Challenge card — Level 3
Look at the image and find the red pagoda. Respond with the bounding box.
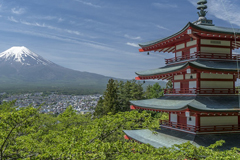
[124,0,240,149]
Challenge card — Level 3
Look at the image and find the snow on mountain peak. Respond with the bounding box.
[0,46,52,66]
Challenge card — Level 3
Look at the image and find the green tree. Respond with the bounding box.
[1,101,240,159]
[166,80,173,89]
[129,80,144,100]
[145,83,164,99]
[118,80,144,112]
[0,104,39,159]
[94,96,104,116]
[95,79,144,116]
[95,79,120,117]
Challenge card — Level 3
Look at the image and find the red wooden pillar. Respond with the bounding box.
[197,72,201,94]
[195,114,200,132]
[197,38,201,53]
[169,113,171,122]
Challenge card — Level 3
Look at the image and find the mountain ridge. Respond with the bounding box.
[0,46,113,94]
[0,46,166,94]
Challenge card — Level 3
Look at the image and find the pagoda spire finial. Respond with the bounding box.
[193,0,213,26]
[197,0,208,18]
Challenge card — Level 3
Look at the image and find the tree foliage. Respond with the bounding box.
[1,101,240,159]
[94,79,120,117]
[144,83,164,99]
[117,80,144,112]
[95,79,144,117]
[166,80,173,89]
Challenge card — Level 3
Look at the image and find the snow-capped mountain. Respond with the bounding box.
[0,46,53,66]
[0,46,112,94]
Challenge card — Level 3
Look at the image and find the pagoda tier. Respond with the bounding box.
[139,22,240,54]
[123,128,240,150]
[130,95,240,134]
[135,60,239,95]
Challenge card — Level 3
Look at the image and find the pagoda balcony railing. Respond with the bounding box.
[164,88,239,95]
[165,52,240,64]
[164,88,196,94]
[160,120,240,133]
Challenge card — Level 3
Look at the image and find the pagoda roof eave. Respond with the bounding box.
[139,22,240,49]
[135,62,188,76]
[138,22,192,48]
[192,23,240,35]
[130,95,240,112]
[124,128,240,149]
[136,60,238,77]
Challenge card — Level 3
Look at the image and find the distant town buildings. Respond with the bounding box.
[1,92,101,114]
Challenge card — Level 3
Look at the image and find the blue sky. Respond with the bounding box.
[0,0,239,79]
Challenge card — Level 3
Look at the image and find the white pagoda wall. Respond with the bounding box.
[190,47,197,54]
[170,113,178,123]
[174,39,197,58]
[201,73,233,79]
[200,39,230,46]
[187,116,196,126]
[200,39,231,54]
[189,81,197,89]
[174,75,183,80]
[174,82,180,89]
[174,74,197,80]
[176,51,182,57]
[187,40,197,47]
[200,47,230,54]
[173,39,231,60]
[185,73,196,79]
[200,116,238,126]
[200,73,234,89]
[201,81,233,88]
[176,43,185,50]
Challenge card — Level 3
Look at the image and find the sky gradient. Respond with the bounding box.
[0,0,239,79]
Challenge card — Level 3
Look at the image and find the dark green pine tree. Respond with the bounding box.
[94,79,120,117]
[144,83,164,99]
[95,79,144,116]
[118,80,144,112]
[103,79,120,114]
[130,80,144,100]
[166,80,173,89]
[94,97,104,117]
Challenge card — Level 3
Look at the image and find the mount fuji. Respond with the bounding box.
[0,46,53,66]
[0,46,112,94]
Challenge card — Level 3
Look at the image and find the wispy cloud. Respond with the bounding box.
[2,28,117,52]
[11,7,25,15]
[156,25,170,31]
[19,20,83,36]
[8,16,18,23]
[30,16,64,22]
[188,0,240,27]
[126,42,139,48]
[152,3,178,9]
[124,34,141,40]
[75,0,101,8]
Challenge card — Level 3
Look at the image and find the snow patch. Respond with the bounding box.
[0,46,53,66]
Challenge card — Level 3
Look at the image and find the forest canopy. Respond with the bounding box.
[1,100,240,159]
